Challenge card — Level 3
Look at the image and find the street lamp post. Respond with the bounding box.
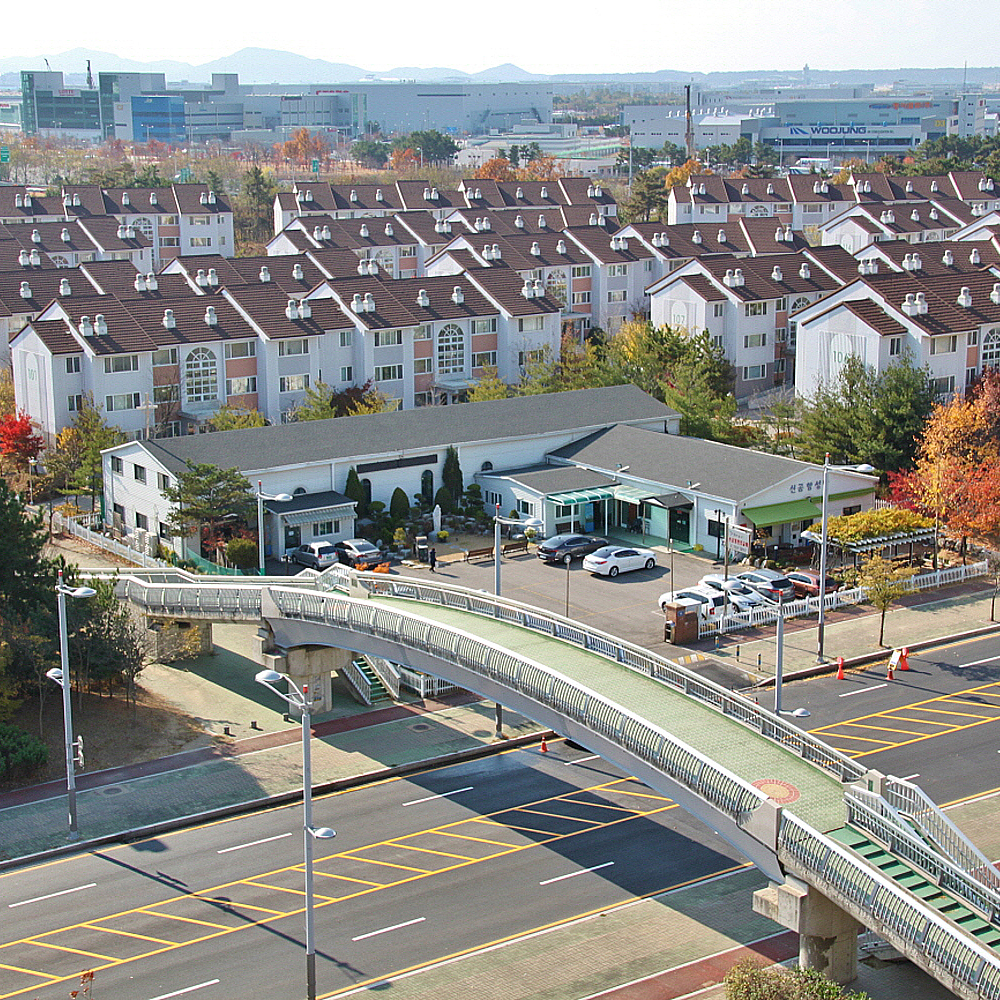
[564,553,572,616]
[256,481,293,575]
[46,570,96,837]
[493,504,527,596]
[817,455,875,662]
[255,669,336,1000]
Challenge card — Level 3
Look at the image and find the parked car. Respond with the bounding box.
[333,538,382,566]
[698,574,768,610]
[291,542,339,569]
[536,534,607,562]
[583,545,656,577]
[785,570,841,598]
[658,586,727,618]
[735,568,796,602]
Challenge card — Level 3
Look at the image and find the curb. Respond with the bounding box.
[0,730,553,873]
[747,621,1000,688]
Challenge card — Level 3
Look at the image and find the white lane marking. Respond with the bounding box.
[540,861,615,885]
[564,754,600,765]
[961,655,1000,668]
[8,883,97,908]
[148,980,220,1000]
[403,786,473,806]
[352,916,426,941]
[838,683,888,698]
[217,832,292,854]
[901,773,920,781]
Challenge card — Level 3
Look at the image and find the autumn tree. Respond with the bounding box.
[280,128,330,166]
[0,368,14,418]
[474,157,518,181]
[208,405,268,432]
[56,396,126,506]
[0,410,44,476]
[663,159,704,191]
[519,154,562,181]
[467,366,510,401]
[849,554,916,646]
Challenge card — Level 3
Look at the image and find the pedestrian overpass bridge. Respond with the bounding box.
[101,565,1000,997]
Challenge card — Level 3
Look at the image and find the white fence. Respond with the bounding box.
[698,560,989,638]
[50,510,172,569]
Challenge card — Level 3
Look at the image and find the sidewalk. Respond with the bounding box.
[689,580,1000,686]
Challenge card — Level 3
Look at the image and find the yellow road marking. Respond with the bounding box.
[514,807,602,825]
[876,714,954,727]
[139,910,229,931]
[0,963,57,981]
[310,871,384,887]
[386,843,475,861]
[905,707,995,720]
[243,880,336,902]
[26,941,116,962]
[340,856,431,874]
[436,831,515,847]
[84,925,171,945]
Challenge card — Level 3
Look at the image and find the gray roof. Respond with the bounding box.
[487,464,615,494]
[550,425,829,503]
[139,385,676,477]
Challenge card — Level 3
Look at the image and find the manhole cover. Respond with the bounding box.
[409,723,432,732]
[99,785,124,796]
[751,778,800,804]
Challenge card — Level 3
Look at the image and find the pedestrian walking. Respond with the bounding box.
[429,547,437,572]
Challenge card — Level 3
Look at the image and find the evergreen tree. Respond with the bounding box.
[389,486,410,524]
[434,485,454,514]
[344,467,367,519]
[441,446,463,503]
[162,462,254,547]
[60,396,126,506]
[0,479,54,614]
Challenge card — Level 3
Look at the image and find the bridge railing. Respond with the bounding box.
[118,578,264,620]
[846,786,1000,926]
[779,811,1000,999]
[351,575,866,785]
[270,586,770,828]
[884,777,1000,892]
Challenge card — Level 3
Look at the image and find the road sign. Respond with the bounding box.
[0,147,9,163]
[311,158,320,173]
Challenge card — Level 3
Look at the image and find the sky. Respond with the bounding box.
[4,0,1000,76]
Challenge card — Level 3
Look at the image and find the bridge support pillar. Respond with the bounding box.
[495,703,504,738]
[753,881,859,984]
[262,645,352,716]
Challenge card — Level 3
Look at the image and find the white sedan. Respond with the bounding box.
[582,545,656,577]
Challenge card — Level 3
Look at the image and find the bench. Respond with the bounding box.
[501,539,529,557]
[464,546,495,562]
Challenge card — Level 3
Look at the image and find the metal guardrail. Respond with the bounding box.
[363,654,402,700]
[779,811,1000,999]
[52,510,173,569]
[847,787,1000,926]
[269,586,770,827]
[353,575,866,784]
[885,777,1000,892]
[342,658,373,705]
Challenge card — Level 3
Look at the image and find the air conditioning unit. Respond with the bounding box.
[134,528,148,553]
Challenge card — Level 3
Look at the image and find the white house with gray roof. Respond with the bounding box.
[101,385,679,560]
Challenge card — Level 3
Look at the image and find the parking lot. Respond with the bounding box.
[420,543,726,654]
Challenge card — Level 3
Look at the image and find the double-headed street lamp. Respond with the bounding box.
[255,669,336,1000]
[256,481,292,575]
[46,570,96,837]
[817,454,875,661]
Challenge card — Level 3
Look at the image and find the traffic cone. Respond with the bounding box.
[899,647,910,671]
[540,736,548,753]
[836,657,845,681]
[887,661,895,681]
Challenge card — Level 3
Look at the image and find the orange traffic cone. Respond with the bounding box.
[540,736,548,753]
[887,661,895,681]
[899,647,910,671]
[836,657,845,681]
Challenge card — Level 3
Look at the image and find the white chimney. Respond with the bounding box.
[259,266,271,283]
[357,259,369,275]
[134,273,147,293]
[540,186,548,199]
[322,225,331,240]
[79,316,93,337]
[19,281,31,299]
[285,299,300,321]
[200,191,208,205]
[61,227,71,242]
[29,249,40,266]
[94,314,107,336]
[208,191,217,205]
[359,223,369,238]
[204,305,218,326]
[451,285,464,305]
[417,289,430,307]
[162,309,176,329]
[798,262,811,279]
[530,241,541,256]
[557,239,567,254]
[911,209,920,222]
[384,222,393,237]
[771,266,783,282]
[208,268,218,287]
[692,230,702,244]
[376,188,384,201]
[18,250,28,266]
[915,292,928,315]
[970,248,982,265]
[59,278,71,296]
[912,253,922,270]
[942,249,954,266]
[195,269,208,287]
[14,193,22,208]
[293,263,304,281]
[31,229,41,243]
[351,293,363,313]
[149,191,158,205]
[717,230,726,243]
[299,299,311,319]
[516,187,524,200]
[146,273,158,291]
[492,243,500,259]
[515,214,524,228]
[313,226,322,241]
[538,215,547,228]
[775,227,784,242]
[991,283,1000,305]
[957,286,973,308]
[521,279,535,299]
[350,189,358,202]
[733,268,744,286]
[363,292,376,313]
[901,293,917,316]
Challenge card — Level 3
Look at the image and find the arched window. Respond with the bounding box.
[49,255,70,268]
[293,486,307,495]
[546,269,567,308]
[983,328,1000,369]
[362,478,372,505]
[480,461,493,472]
[437,323,464,374]
[791,296,811,313]
[132,217,154,241]
[184,347,218,403]
[421,470,433,502]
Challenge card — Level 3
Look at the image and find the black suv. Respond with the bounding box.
[536,534,607,562]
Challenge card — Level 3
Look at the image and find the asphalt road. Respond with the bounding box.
[0,744,750,1000]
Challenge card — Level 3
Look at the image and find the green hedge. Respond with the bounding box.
[0,724,48,783]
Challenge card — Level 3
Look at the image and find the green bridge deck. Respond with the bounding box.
[369,593,848,835]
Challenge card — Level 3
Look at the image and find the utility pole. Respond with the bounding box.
[685,84,695,161]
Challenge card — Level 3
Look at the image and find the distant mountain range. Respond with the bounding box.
[0,46,996,90]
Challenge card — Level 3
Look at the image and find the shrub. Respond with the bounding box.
[0,724,48,783]
[437,530,449,542]
[390,487,410,524]
[226,536,258,571]
[433,485,453,514]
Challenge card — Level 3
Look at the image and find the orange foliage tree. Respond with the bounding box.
[389,147,420,172]
[474,157,518,181]
[889,368,1000,545]
[278,128,330,166]
[663,159,705,190]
